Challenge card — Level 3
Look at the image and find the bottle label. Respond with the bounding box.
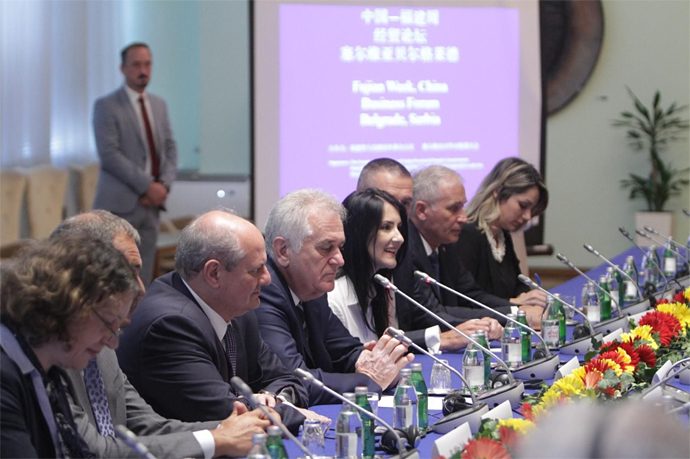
[624,280,637,300]
[507,343,522,364]
[336,433,358,459]
[463,365,485,390]
[664,257,677,275]
[394,404,414,429]
[542,320,560,347]
[586,305,601,323]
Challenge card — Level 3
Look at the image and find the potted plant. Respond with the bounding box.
[613,88,689,241]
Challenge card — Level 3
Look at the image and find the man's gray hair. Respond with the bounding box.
[175,208,245,280]
[411,166,463,209]
[50,210,141,244]
[357,157,411,191]
[264,189,346,259]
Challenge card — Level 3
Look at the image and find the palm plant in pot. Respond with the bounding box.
[613,88,689,239]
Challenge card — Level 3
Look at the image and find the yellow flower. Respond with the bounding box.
[571,366,587,382]
[684,287,690,302]
[541,388,564,408]
[615,348,635,374]
[599,358,623,377]
[621,325,658,349]
[551,374,585,397]
[657,302,690,332]
[498,418,535,435]
[531,403,547,419]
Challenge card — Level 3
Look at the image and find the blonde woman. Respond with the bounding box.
[458,158,549,307]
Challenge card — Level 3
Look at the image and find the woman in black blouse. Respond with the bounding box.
[457,157,549,306]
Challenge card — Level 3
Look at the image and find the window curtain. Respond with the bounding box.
[1,0,124,169]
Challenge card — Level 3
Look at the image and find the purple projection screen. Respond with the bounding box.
[279,4,519,201]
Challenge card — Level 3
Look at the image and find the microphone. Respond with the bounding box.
[641,357,690,400]
[374,274,525,409]
[386,327,489,434]
[619,226,670,292]
[230,376,314,459]
[294,369,420,459]
[114,425,158,459]
[556,253,630,335]
[638,228,690,276]
[583,243,644,302]
[413,271,559,381]
[518,275,603,356]
[684,209,690,218]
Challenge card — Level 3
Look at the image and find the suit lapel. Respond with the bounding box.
[409,224,442,303]
[116,87,147,151]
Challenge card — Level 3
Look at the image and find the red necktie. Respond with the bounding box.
[138,96,160,179]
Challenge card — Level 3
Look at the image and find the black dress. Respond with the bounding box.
[455,222,530,300]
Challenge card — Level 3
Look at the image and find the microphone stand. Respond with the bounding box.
[638,228,690,284]
[374,275,525,409]
[413,271,560,381]
[640,357,690,400]
[643,226,690,271]
[620,226,671,293]
[518,275,603,356]
[114,425,158,459]
[556,253,630,335]
[230,377,314,459]
[294,369,419,459]
[386,327,489,433]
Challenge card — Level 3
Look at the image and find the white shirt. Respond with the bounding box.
[123,84,156,176]
[328,276,441,352]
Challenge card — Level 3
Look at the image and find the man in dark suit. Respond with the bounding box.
[93,42,177,285]
[51,211,273,458]
[357,159,504,349]
[117,210,319,434]
[405,165,543,326]
[256,189,414,405]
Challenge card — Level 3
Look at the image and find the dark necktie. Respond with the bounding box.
[83,358,115,437]
[224,324,237,377]
[429,251,441,296]
[138,96,160,179]
[295,301,313,365]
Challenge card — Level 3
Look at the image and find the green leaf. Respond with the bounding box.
[598,369,620,390]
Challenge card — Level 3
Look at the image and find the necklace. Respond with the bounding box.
[486,228,506,263]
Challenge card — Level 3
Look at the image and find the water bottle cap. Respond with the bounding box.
[399,368,412,377]
[267,425,281,436]
[410,362,423,371]
[517,310,526,317]
[252,433,267,443]
[343,392,356,402]
[354,386,368,395]
[507,313,517,319]
[599,275,607,281]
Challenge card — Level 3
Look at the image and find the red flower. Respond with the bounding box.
[635,344,657,368]
[673,291,686,303]
[601,341,640,369]
[656,298,669,305]
[639,311,681,346]
[462,438,510,459]
[498,426,519,453]
[584,370,603,389]
[601,386,616,397]
[519,402,535,422]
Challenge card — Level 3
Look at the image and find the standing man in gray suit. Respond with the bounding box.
[93,42,177,285]
[51,211,273,458]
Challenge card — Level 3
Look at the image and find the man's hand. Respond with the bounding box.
[439,318,504,351]
[511,290,547,308]
[141,181,168,207]
[355,334,414,390]
[295,407,331,428]
[518,305,543,330]
[253,393,277,408]
[211,401,272,457]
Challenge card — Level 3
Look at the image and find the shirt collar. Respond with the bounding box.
[123,84,148,104]
[420,233,435,257]
[181,278,229,343]
[0,324,39,376]
[288,288,301,308]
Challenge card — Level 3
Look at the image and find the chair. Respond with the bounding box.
[0,170,27,246]
[25,165,68,239]
[73,163,100,212]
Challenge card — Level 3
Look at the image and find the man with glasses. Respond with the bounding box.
[52,211,274,459]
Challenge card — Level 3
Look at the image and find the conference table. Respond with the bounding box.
[282,246,690,458]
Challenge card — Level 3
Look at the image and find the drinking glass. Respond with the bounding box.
[429,359,452,394]
[301,418,326,456]
[561,295,577,325]
[367,392,379,416]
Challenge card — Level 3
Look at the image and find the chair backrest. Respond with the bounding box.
[26,165,68,239]
[77,163,100,211]
[0,170,27,245]
[510,229,530,276]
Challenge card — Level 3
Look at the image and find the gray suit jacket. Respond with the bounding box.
[65,348,218,458]
[92,86,177,214]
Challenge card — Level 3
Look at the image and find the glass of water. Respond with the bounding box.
[429,359,452,394]
[301,418,327,456]
[561,295,577,325]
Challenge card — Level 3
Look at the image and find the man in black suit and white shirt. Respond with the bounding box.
[117,210,322,435]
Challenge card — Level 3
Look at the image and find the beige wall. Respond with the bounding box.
[530,0,690,270]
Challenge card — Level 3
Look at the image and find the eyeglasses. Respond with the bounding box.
[92,308,123,342]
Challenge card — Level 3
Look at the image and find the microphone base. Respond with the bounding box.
[622,298,651,315]
[510,354,560,380]
[432,402,489,434]
[559,333,604,355]
[477,381,525,409]
[593,315,630,335]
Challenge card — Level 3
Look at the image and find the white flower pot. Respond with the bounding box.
[635,211,674,245]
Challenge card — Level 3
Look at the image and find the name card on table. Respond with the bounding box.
[629,310,649,326]
[603,328,624,342]
[555,356,581,381]
[480,400,512,420]
[653,360,674,384]
[431,422,472,459]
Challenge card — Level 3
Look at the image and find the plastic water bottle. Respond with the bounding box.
[462,341,487,394]
[335,393,362,459]
[393,368,418,431]
[354,386,375,459]
[501,314,522,368]
[622,256,639,302]
[409,363,428,435]
[582,281,601,323]
[542,296,562,348]
[247,433,270,459]
[266,426,289,459]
